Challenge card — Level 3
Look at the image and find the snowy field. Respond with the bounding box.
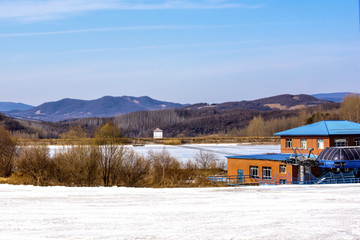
[49,144,280,164]
[0,184,359,240]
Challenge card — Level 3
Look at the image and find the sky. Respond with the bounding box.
[0,0,359,106]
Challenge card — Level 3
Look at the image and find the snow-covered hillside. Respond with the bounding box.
[0,184,359,239]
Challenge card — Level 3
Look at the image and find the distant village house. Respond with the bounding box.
[153,128,163,139]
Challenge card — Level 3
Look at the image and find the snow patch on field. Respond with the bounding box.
[48,144,280,165]
[0,184,359,239]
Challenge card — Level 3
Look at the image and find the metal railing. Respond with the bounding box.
[207,172,360,186]
[207,175,260,185]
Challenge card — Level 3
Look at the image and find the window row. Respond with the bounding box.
[286,139,324,149]
[334,138,360,147]
[285,138,360,149]
[249,165,286,180]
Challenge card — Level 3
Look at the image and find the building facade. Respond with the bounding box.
[227,154,294,184]
[153,128,163,139]
[275,121,360,155]
[227,120,360,183]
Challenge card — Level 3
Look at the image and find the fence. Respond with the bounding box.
[207,172,360,186]
[207,175,261,186]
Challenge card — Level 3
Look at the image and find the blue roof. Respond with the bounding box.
[226,153,292,161]
[274,120,360,136]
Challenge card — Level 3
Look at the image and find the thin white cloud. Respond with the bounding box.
[0,25,189,37]
[60,40,269,54]
[0,22,312,38]
[0,0,118,22]
[0,0,265,23]
[0,40,272,64]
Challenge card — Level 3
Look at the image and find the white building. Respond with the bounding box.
[153,128,163,139]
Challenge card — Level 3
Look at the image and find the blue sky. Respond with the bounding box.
[0,0,359,106]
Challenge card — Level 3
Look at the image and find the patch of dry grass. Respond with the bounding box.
[0,173,35,185]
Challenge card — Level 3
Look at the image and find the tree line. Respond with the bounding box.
[241,94,360,137]
[0,123,225,187]
[71,95,358,138]
[1,94,359,139]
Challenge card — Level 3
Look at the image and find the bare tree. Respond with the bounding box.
[94,122,126,186]
[120,150,150,187]
[94,121,123,145]
[194,150,218,170]
[60,124,87,144]
[0,127,17,177]
[147,149,181,185]
[53,145,99,186]
[16,146,52,185]
[340,94,360,123]
[246,116,266,137]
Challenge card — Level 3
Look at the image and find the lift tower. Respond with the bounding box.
[282,148,323,182]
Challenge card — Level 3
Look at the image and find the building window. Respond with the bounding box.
[250,166,259,178]
[279,179,286,184]
[317,139,324,149]
[279,165,287,174]
[355,138,360,146]
[286,139,292,148]
[300,139,307,149]
[335,139,348,147]
[262,167,272,180]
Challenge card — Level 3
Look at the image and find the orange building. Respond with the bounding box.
[274,120,360,155]
[226,120,360,184]
[227,154,294,184]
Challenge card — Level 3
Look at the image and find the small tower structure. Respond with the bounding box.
[153,128,163,139]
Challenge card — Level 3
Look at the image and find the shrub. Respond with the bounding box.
[120,150,150,187]
[340,94,360,123]
[53,145,99,186]
[96,144,126,186]
[194,150,218,170]
[147,149,182,186]
[16,146,53,185]
[0,127,17,177]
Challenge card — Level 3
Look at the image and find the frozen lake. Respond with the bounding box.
[48,144,280,163]
[0,184,359,239]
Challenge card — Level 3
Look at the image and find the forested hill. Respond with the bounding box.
[0,113,69,139]
[0,102,33,112]
[7,96,187,122]
[1,94,342,139]
[312,92,359,103]
[68,94,339,138]
[185,94,329,111]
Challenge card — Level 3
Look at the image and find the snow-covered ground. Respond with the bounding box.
[49,144,280,163]
[0,184,359,240]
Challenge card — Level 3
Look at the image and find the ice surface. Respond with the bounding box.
[49,144,280,164]
[0,184,359,240]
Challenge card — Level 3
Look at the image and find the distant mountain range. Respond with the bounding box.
[0,102,33,112]
[7,96,188,122]
[1,93,342,138]
[70,94,339,138]
[2,92,356,123]
[312,92,358,103]
[185,94,328,111]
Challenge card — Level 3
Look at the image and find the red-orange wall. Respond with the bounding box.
[227,158,324,182]
[226,134,360,182]
[329,136,360,147]
[280,137,330,155]
[280,135,360,155]
[227,158,292,182]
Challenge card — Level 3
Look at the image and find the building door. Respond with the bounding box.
[237,169,244,183]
